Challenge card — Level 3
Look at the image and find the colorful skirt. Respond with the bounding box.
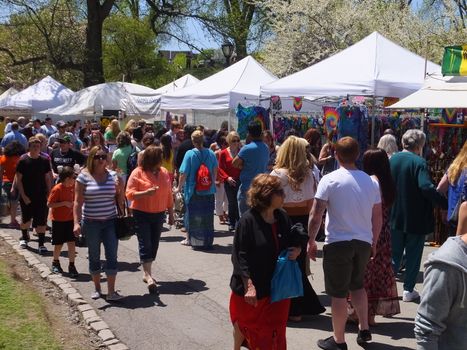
[187,193,214,249]
[230,292,290,350]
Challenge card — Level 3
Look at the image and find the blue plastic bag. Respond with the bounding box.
[270,249,303,303]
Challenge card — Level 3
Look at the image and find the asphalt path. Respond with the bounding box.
[1,219,433,350]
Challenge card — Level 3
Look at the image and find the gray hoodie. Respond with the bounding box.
[414,236,467,350]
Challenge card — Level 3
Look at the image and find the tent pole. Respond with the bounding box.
[371,96,376,146]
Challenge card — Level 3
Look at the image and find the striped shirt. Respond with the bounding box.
[77,171,117,220]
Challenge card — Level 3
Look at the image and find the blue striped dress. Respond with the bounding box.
[77,171,117,220]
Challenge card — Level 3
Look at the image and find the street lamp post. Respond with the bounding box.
[221,40,234,67]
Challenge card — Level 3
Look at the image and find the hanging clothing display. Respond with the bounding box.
[272,114,325,143]
[336,104,369,160]
[236,104,270,139]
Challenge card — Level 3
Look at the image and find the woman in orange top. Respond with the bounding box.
[126,146,174,294]
[0,141,25,227]
[47,166,79,278]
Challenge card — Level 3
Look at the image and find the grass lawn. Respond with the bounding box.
[0,260,62,350]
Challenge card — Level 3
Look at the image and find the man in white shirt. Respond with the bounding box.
[308,137,382,350]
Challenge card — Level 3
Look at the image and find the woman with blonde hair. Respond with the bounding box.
[124,119,137,134]
[105,119,121,153]
[377,134,398,158]
[438,141,467,230]
[270,136,325,321]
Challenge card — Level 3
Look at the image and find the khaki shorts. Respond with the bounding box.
[323,240,371,298]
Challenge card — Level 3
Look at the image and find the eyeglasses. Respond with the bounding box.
[231,139,240,143]
[93,154,107,161]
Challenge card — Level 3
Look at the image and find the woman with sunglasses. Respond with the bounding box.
[230,174,303,350]
[73,146,125,302]
[218,131,241,231]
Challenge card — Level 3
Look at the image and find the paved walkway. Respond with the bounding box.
[1,220,432,350]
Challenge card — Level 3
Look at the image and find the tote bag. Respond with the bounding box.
[270,249,303,303]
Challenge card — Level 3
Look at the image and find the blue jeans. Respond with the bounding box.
[391,230,425,292]
[133,210,165,263]
[83,218,118,276]
[237,189,250,216]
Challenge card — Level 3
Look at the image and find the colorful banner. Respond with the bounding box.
[236,104,270,139]
[442,45,467,76]
[323,107,339,131]
[293,97,303,111]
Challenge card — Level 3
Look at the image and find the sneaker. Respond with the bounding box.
[91,290,102,300]
[317,336,348,350]
[68,264,79,278]
[107,291,125,302]
[19,240,28,248]
[38,245,47,255]
[402,289,420,302]
[52,264,63,274]
[357,329,372,345]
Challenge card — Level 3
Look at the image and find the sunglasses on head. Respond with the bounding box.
[93,154,107,160]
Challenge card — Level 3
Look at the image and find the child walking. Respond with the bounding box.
[47,166,79,277]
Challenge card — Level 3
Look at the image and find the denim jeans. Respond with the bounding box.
[224,181,240,226]
[237,189,250,216]
[83,218,118,276]
[133,210,165,263]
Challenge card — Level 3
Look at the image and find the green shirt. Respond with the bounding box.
[112,145,132,175]
[389,151,447,235]
[104,130,117,142]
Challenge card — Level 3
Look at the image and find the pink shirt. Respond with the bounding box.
[126,166,173,213]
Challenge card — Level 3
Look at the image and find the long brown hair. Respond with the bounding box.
[363,148,396,207]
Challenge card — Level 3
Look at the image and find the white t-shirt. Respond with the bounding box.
[270,168,317,203]
[315,167,381,245]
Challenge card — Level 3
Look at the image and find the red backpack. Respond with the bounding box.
[195,151,212,191]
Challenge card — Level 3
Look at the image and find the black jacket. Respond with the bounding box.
[230,208,306,299]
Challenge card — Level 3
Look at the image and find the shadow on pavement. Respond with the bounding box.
[286,314,332,331]
[214,230,234,238]
[157,278,208,295]
[118,261,141,273]
[365,343,412,350]
[200,244,233,255]
[98,293,167,310]
[160,235,186,243]
[372,320,415,340]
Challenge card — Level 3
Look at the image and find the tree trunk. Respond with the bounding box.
[84,0,115,87]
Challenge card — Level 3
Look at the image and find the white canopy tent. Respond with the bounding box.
[154,74,200,94]
[0,76,73,116]
[0,87,18,102]
[41,82,161,120]
[161,56,277,129]
[387,74,467,109]
[261,32,441,99]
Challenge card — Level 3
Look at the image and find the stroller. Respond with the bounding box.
[173,190,185,229]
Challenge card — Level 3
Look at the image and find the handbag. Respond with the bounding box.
[115,200,135,240]
[270,249,303,303]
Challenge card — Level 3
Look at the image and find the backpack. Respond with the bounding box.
[126,147,139,176]
[195,150,212,192]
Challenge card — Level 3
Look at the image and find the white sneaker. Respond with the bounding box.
[19,240,28,248]
[403,289,420,302]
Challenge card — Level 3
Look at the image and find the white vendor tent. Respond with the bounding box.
[154,74,200,94]
[0,87,18,102]
[0,76,74,116]
[161,56,277,111]
[41,82,161,119]
[261,32,441,99]
[388,74,467,109]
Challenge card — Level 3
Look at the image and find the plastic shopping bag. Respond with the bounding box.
[270,249,303,303]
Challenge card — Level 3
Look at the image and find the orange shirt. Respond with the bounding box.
[0,155,20,182]
[48,183,74,221]
[126,166,173,213]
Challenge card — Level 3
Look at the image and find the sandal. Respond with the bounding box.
[147,281,159,295]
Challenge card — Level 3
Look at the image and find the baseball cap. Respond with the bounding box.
[58,135,71,143]
[56,120,66,128]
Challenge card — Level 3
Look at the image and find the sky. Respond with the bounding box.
[160,18,219,52]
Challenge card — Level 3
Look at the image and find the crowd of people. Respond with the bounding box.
[0,114,465,349]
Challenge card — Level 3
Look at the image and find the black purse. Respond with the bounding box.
[115,201,135,240]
